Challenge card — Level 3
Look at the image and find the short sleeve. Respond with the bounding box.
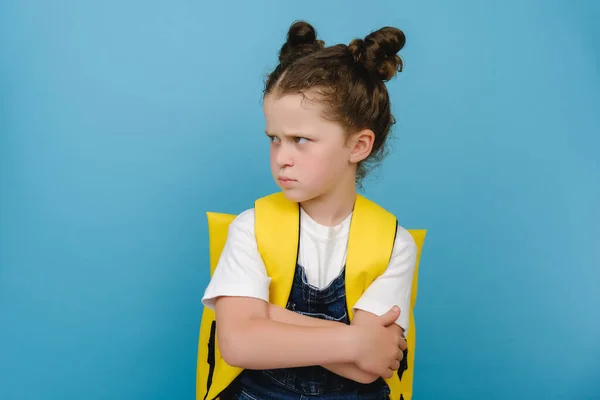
[352,226,417,333]
[201,208,271,310]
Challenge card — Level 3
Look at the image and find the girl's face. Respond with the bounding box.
[263,91,359,204]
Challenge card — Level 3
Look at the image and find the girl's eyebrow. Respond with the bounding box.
[265,131,308,137]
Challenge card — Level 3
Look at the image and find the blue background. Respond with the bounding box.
[1,1,599,399]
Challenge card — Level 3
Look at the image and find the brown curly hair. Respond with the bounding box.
[264,20,406,183]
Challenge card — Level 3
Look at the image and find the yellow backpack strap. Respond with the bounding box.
[196,212,236,400]
[345,194,397,321]
[254,192,300,308]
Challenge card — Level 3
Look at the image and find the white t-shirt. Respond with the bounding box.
[202,207,417,332]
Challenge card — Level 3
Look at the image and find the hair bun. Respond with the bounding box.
[348,27,406,81]
[279,21,325,64]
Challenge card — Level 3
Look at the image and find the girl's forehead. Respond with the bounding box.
[264,93,330,132]
[264,92,324,115]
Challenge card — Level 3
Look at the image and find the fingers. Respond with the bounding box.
[398,336,407,351]
[397,348,405,363]
[382,368,394,379]
[379,306,400,326]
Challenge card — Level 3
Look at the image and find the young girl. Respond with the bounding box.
[201,20,417,400]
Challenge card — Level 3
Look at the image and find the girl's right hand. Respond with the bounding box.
[352,306,405,378]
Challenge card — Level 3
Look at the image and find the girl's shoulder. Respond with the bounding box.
[394,224,417,246]
[230,207,255,227]
[390,224,418,261]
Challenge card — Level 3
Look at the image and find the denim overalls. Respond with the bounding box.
[222,262,391,400]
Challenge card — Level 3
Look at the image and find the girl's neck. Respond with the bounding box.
[300,181,357,227]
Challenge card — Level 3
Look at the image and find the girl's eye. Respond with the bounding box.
[295,137,309,144]
[269,136,280,143]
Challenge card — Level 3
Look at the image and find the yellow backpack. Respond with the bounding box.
[196,192,426,400]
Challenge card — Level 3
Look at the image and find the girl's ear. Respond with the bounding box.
[348,129,375,164]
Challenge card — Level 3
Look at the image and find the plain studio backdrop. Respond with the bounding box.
[1,1,598,399]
